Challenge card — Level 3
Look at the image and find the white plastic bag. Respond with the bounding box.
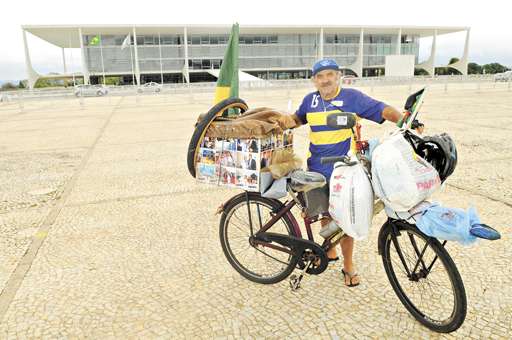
[328,162,374,241]
[372,133,441,211]
[384,200,432,224]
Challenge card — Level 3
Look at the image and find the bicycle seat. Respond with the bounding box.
[289,170,326,192]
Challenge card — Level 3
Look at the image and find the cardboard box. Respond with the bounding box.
[195,130,294,191]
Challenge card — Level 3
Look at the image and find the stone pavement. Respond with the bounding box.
[0,85,510,339]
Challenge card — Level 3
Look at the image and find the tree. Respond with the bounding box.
[414,68,429,76]
[1,82,17,91]
[468,62,483,74]
[482,63,510,74]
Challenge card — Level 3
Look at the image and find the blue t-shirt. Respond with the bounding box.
[296,87,386,180]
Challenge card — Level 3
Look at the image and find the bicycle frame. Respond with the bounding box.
[245,189,340,255]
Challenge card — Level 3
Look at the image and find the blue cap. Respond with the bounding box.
[312,59,339,76]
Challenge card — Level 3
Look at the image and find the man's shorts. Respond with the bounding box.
[302,183,329,218]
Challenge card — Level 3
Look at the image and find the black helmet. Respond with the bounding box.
[416,133,457,182]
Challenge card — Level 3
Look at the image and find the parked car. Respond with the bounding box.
[74,84,109,97]
[137,82,162,93]
[494,71,512,82]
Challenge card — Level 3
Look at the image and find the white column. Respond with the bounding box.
[319,27,324,60]
[99,34,106,84]
[358,28,364,77]
[346,28,364,77]
[79,28,90,84]
[449,28,470,75]
[132,27,141,86]
[416,29,437,76]
[158,31,163,84]
[68,32,76,85]
[183,27,190,83]
[396,28,402,55]
[62,48,67,74]
[22,29,39,89]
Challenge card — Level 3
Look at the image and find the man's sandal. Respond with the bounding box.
[341,269,360,287]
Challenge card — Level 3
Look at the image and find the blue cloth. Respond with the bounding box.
[312,59,339,76]
[295,88,386,179]
[416,203,479,245]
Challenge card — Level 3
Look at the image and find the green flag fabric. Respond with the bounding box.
[214,23,239,105]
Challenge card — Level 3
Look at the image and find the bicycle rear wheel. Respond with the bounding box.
[380,220,466,333]
[219,192,297,284]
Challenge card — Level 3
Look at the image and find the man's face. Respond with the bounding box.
[312,69,341,98]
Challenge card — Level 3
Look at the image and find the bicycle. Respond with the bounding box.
[188,90,468,333]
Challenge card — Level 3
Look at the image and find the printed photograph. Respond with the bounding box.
[260,150,272,169]
[261,136,272,151]
[283,130,293,146]
[218,150,236,168]
[196,163,218,184]
[198,148,216,164]
[220,167,237,186]
[244,153,258,171]
[200,136,215,149]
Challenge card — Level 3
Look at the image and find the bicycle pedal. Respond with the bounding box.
[289,274,302,291]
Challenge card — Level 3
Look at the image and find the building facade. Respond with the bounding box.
[21,25,470,88]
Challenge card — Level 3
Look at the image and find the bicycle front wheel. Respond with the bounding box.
[380,220,467,333]
[219,192,297,284]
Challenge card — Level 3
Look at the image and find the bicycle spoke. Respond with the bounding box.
[385,225,462,326]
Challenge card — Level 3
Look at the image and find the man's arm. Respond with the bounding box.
[382,105,425,134]
[291,114,303,127]
[381,105,402,123]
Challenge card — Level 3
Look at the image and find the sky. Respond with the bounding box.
[1,0,511,81]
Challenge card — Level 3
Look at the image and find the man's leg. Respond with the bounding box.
[321,218,338,259]
[340,236,360,285]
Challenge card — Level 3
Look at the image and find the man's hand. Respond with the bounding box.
[291,114,302,128]
[411,120,425,134]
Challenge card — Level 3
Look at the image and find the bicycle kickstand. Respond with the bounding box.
[289,259,312,291]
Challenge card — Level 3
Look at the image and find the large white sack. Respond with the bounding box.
[328,162,374,241]
[372,133,441,211]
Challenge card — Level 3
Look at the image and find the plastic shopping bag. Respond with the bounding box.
[372,133,441,211]
[416,203,478,245]
[328,162,374,241]
[384,200,432,224]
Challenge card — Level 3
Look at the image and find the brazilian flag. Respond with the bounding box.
[214,23,239,107]
[89,35,101,46]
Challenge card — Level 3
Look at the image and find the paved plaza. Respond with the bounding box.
[0,84,510,338]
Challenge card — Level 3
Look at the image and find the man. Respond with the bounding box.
[247,154,257,171]
[291,59,405,287]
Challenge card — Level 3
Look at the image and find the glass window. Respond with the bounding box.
[201,36,210,44]
[144,36,155,45]
[192,36,200,45]
[136,36,144,45]
[269,35,278,43]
